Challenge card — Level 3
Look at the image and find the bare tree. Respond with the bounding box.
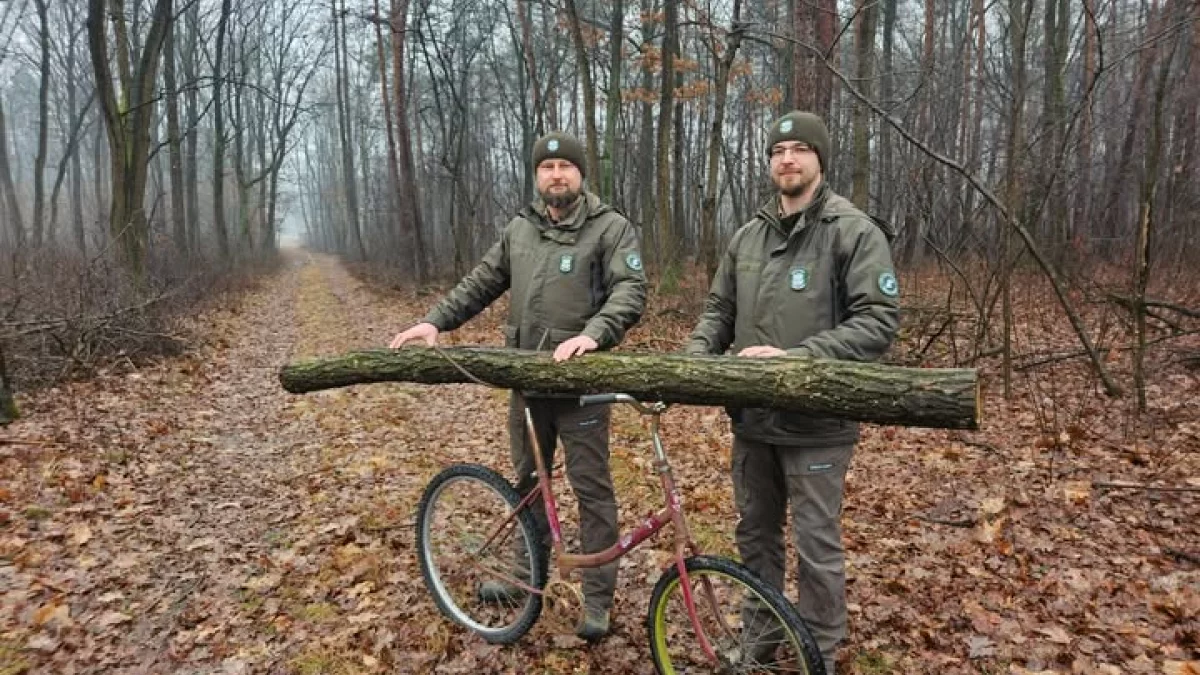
[391,0,428,280]
[563,0,598,179]
[31,0,49,246]
[699,0,744,279]
[655,0,678,273]
[212,0,232,260]
[86,0,173,277]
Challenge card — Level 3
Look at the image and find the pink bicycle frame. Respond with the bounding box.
[516,400,726,661]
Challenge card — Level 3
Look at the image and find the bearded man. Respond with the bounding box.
[391,131,646,641]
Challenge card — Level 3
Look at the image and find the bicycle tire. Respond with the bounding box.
[415,463,546,644]
[647,555,825,675]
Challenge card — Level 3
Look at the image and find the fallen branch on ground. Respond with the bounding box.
[1092,481,1200,493]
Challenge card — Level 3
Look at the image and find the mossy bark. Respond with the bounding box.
[280,347,980,430]
[0,345,17,425]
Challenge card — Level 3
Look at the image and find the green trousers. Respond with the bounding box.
[732,436,855,674]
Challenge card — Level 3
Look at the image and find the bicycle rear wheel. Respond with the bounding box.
[647,555,825,674]
[415,463,545,644]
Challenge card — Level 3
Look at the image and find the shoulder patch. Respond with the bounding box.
[625,252,643,271]
[878,271,899,297]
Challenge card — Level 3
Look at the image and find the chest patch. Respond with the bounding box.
[559,253,574,273]
[789,267,809,291]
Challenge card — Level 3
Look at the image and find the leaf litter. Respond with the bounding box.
[1,252,1196,674]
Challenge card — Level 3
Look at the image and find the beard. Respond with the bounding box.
[774,172,815,197]
[539,185,581,210]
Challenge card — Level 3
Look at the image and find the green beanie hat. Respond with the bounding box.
[531,131,586,178]
[766,111,830,172]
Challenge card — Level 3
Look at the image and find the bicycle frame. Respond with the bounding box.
[487,396,729,662]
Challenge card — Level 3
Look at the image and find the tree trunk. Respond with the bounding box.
[32,0,50,247]
[656,0,678,272]
[183,0,200,253]
[88,0,173,278]
[878,0,897,220]
[851,0,877,208]
[280,347,981,430]
[700,0,743,280]
[564,0,599,180]
[1134,3,1179,411]
[1076,0,1097,246]
[1000,0,1032,399]
[0,98,26,247]
[0,344,16,426]
[163,14,186,254]
[601,0,623,203]
[391,0,427,281]
[333,0,365,261]
[374,0,403,262]
[67,27,87,255]
[212,0,232,260]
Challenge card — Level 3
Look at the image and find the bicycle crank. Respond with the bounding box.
[541,575,585,633]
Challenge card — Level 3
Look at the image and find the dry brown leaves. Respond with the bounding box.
[1,252,1195,674]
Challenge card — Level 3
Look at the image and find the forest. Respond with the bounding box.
[0,0,1196,672]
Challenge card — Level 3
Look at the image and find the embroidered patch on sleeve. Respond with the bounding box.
[878,271,899,297]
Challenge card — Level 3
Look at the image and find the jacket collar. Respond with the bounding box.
[524,190,610,231]
[754,181,832,237]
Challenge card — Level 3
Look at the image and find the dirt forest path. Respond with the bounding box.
[3,251,1197,674]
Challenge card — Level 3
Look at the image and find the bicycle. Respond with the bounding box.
[415,392,825,674]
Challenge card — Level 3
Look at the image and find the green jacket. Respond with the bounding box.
[687,183,900,446]
[424,191,647,353]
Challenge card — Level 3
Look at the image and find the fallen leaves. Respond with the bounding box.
[1,254,1196,675]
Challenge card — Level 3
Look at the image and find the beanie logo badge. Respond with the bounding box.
[780,119,793,133]
[548,139,560,152]
[789,267,808,291]
[878,271,899,297]
[559,253,574,273]
[625,252,642,271]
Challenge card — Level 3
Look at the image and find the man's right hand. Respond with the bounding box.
[390,322,439,348]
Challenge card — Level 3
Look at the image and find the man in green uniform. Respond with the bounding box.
[391,131,647,641]
[687,111,900,672]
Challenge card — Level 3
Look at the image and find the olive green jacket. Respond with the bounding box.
[687,183,900,446]
[424,191,647,353]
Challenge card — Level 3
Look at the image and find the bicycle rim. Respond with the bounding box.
[647,556,823,675]
[416,464,543,643]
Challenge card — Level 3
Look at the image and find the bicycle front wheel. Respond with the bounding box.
[415,463,545,644]
[647,555,825,675]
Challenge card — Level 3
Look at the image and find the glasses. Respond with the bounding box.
[770,143,814,159]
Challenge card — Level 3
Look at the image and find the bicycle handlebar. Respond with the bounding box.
[579,393,623,407]
[579,393,665,415]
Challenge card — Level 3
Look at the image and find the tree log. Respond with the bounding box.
[279,347,980,430]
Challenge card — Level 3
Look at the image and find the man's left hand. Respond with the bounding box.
[553,335,599,362]
[737,345,787,358]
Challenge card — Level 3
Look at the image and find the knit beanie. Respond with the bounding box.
[531,131,587,178]
[766,111,830,171]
